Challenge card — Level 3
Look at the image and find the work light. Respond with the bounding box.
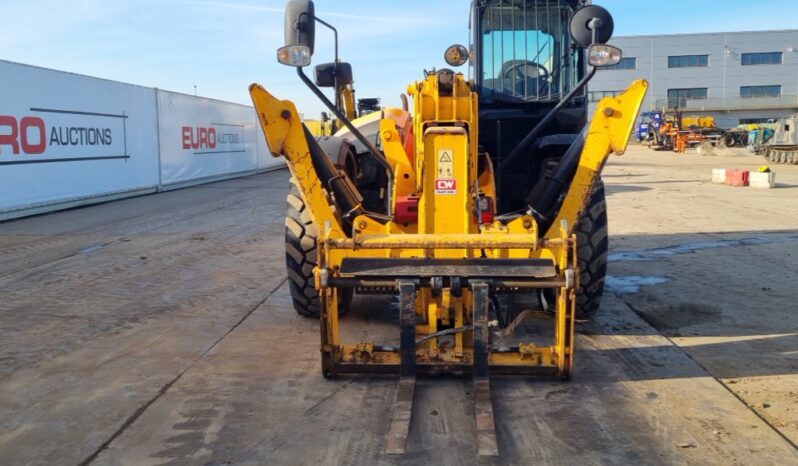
[277,45,311,67]
[588,44,622,67]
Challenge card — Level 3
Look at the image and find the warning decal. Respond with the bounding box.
[437,149,453,178]
[435,178,457,195]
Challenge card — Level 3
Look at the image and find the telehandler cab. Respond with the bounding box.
[249,0,647,456]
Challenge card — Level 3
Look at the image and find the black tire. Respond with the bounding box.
[285,179,321,317]
[574,180,609,319]
[285,178,352,318]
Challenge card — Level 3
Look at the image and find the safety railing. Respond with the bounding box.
[655,95,798,112]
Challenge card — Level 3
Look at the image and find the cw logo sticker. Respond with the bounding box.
[434,178,456,195]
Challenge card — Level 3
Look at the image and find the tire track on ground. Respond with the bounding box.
[79,278,287,466]
[623,300,798,451]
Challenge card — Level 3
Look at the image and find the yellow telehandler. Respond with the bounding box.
[250,0,646,456]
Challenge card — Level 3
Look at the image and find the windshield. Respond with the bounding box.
[478,0,580,102]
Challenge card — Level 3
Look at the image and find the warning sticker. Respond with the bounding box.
[437,149,453,178]
[435,178,457,195]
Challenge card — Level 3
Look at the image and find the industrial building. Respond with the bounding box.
[591,29,798,128]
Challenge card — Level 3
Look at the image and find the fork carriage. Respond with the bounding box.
[319,231,578,379]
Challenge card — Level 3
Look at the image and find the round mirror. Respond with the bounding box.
[569,5,614,48]
[444,44,469,67]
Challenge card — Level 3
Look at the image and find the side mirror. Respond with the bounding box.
[569,5,614,47]
[315,62,354,88]
[284,0,315,54]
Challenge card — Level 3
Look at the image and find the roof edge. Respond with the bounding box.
[615,28,798,39]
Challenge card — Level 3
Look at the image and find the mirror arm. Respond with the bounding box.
[296,66,395,218]
[499,65,597,172]
[589,19,603,45]
[312,15,342,120]
[312,16,338,63]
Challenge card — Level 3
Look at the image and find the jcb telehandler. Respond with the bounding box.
[250,0,647,456]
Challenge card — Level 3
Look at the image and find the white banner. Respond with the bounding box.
[0,60,160,213]
[157,91,278,185]
[0,60,282,219]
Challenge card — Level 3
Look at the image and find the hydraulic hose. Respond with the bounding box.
[297,67,394,218]
[302,125,365,230]
[525,126,588,234]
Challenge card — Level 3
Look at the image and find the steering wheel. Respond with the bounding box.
[502,60,550,96]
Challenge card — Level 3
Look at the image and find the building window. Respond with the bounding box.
[588,90,622,102]
[667,88,708,107]
[668,54,709,68]
[740,85,782,98]
[741,52,783,65]
[601,57,636,70]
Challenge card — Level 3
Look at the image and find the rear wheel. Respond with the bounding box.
[285,178,352,318]
[574,180,609,319]
[720,133,736,148]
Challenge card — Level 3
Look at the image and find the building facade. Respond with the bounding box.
[590,29,798,128]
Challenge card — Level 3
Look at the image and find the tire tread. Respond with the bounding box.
[574,180,609,319]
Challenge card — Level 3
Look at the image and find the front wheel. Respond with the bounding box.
[285,178,352,318]
[574,180,609,319]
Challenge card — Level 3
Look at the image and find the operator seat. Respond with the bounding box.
[483,62,549,99]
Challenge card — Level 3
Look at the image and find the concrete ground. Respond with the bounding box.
[0,146,796,465]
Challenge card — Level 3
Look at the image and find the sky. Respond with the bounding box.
[1,0,796,115]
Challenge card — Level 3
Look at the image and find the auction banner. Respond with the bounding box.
[0,60,160,214]
[157,91,277,185]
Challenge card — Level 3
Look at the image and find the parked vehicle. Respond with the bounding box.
[758,114,798,164]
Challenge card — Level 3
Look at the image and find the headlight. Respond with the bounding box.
[588,44,622,67]
[277,45,311,67]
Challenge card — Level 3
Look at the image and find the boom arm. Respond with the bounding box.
[249,83,352,239]
[543,79,648,240]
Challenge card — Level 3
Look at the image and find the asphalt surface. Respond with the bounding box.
[1,147,797,465]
